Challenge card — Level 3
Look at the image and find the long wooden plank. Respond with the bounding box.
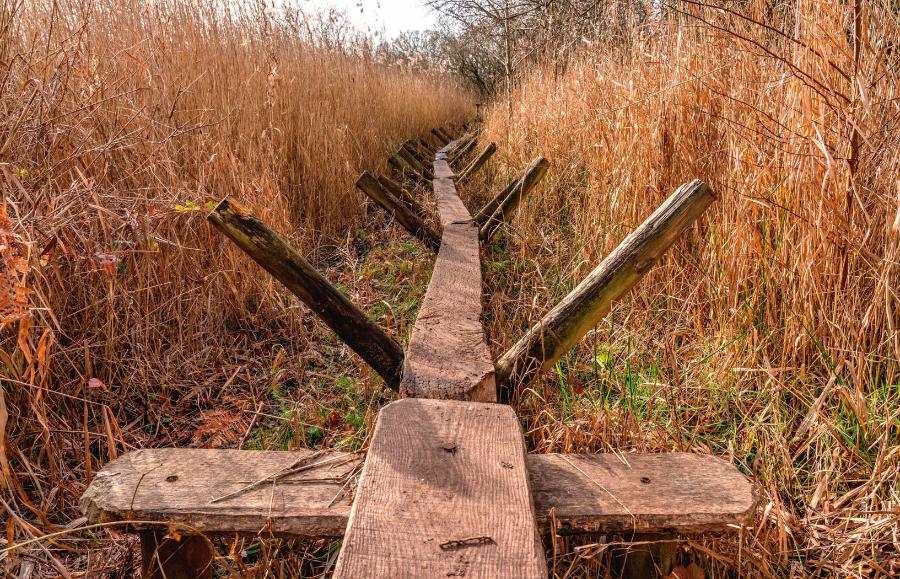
[400,143,496,402]
[528,453,756,535]
[332,398,546,578]
[495,180,716,390]
[79,448,357,537]
[81,449,755,539]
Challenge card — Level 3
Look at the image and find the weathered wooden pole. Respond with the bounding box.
[209,199,405,389]
[495,180,716,392]
[480,157,549,242]
[376,175,426,217]
[457,142,497,183]
[402,141,428,166]
[449,135,477,165]
[473,157,547,227]
[431,128,450,144]
[397,147,434,181]
[356,172,441,252]
[390,153,431,183]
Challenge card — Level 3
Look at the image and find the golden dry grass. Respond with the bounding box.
[468,1,898,576]
[1,0,469,573]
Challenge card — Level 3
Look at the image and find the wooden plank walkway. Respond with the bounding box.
[399,144,496,402]
[334,140,546,577]
[333,399,546,578]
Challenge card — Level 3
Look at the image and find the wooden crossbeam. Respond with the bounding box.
[399,141,495,401]
[333,399,547,579]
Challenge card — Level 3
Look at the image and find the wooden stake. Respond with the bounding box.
[480,157,548,242]
[495,180,716,391]
[431,128,449,144]
[449,135,477,165]
[356,172,441,252]
[376,175,426,217]
[457,142,497,183]
[402,141,428,165]
[208,199,404,389]
[397,147,434,181]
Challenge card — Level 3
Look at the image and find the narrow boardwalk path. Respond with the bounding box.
[333,140,546,578]
[400,144,496,402]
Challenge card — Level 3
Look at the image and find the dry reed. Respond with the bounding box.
[472,1,898,576]
[1,0,469,574]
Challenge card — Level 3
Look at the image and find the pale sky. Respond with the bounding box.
[301,0,438,38]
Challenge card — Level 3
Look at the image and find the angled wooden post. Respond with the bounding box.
[495,180,716,392]
[208,199,405,389]
[457,142,497,183]
[473,157,546,227]
[334,139,547,579]
[356,172,441,252]
[449,135,477,165]
[431,127,450,144]
[402,141,428,166]
[376,175,426,217]
[397,148,434,181]
[480,157,549,242]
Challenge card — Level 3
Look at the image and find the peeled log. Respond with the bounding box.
[208,199,404,390]
[495,180,716,391]
[356,172,441,252]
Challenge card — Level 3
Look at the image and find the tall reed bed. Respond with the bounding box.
[0,0,469,569]
[475,1,897,576]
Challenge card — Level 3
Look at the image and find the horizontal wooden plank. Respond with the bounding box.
[399,143,496,402]
[528,453,755,535]
[79,448,358,537]
[81,449,755,539]
[333,398,546,579]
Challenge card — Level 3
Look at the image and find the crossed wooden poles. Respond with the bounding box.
[209,130,714,402]
[79,123,754,579]
[208,128,721,574]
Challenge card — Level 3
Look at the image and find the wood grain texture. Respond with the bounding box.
[400,143,496,402]
[528,453,756,535]
[356,172,441,252]
[495,180,716,391]
[80,449,754,540]
[209,199,405,389]
[80,448,358,537]
[332,398,546,579]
